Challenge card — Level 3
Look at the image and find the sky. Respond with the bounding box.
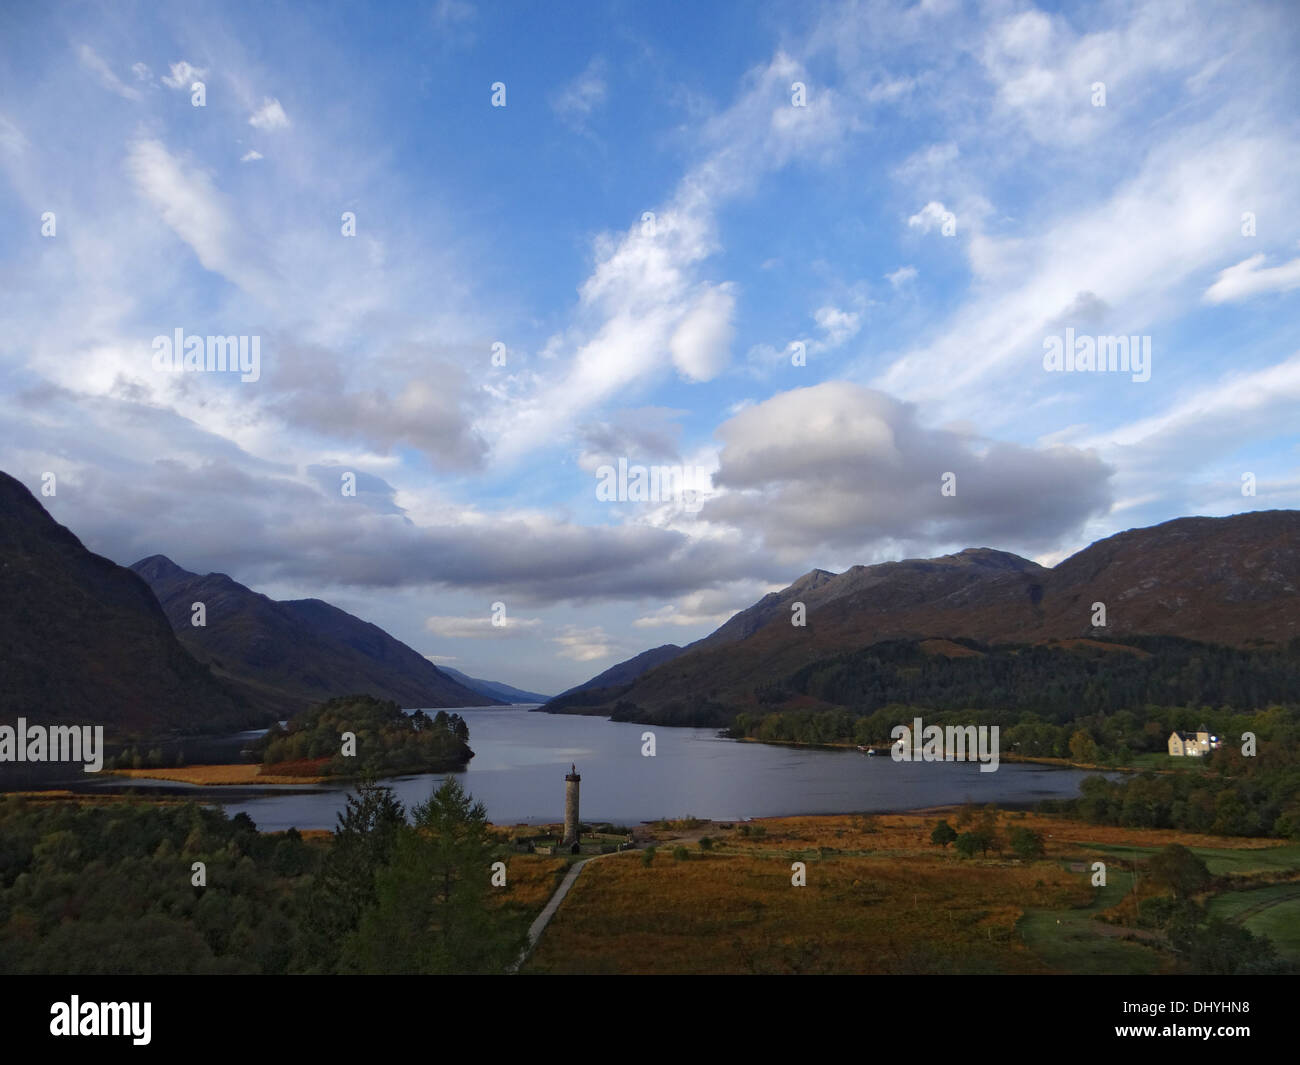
[2,0,1299,695]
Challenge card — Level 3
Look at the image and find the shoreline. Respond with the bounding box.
[728,734,1187,774]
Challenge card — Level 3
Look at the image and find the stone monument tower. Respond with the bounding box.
[562,764,581,847]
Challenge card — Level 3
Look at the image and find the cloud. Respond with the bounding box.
[267,348,490,472]
[670,282,735,381]
[76,44,140,100]
[578,408,685,471]
[706,382,1113,555]
[633,589,737,629]
[0,115,26,156]
[1048,290,1110,328]
[425,614,542,638]
[161,60,208,89]
[124,137,270,292]
[551,625,615,661]
[551,57,608,129]
[813,305,861,347]
[248,97,290,130]
[907,200,951,233]
[1203,252,1300,304]
[431,0,476,49]
[491,48,852,460]
[240,150,263,162]
[885,266,917,287]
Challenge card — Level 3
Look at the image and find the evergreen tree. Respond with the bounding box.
[299,778,405,972]
[342,778,523,974]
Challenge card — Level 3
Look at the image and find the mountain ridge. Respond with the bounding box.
[129,555,500,714]
[0,473,265,736]
[543,510,1300,725]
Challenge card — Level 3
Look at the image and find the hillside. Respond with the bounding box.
[0,472,265,737]
[130,555,498,714]
[439,667,550,704]
[544,511,1300,726]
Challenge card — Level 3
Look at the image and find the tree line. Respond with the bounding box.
[0,779,525,974]
[258,694,473,778]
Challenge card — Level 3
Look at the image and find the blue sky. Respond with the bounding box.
[2,0,1299,694]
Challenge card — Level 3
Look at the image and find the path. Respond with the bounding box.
[509,850,621,973]
[1230,884,1300,924]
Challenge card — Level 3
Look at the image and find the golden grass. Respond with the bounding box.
[108,764,325,785]
[487,855,569,913]
[526,849,1084,974]
[525,812,1295,974]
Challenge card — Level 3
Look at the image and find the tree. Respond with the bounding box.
[1008,826,1045,859]
[342,778,521,974]
[1069,729,1098,764]
[1146,843,1211,899]
[300,779,405,972]
[1170,916,1279,974]
[930,820,957,848]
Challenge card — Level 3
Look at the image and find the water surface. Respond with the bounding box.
[203,708,1102,831]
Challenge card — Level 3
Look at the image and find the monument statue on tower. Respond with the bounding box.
[563,764,581,848]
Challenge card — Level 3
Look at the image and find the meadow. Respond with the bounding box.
[523,811,1299,975]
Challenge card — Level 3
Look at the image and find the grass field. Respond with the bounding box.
[521,812,1299,975]
[1085,842,1300,875]
[107,764,326,785]
[1208,883,1300,961]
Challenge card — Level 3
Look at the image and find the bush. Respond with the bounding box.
[1008,826,1045,859]
[671,846,689,861]
[1147,844,1211,898]
[641,847,655,867]
[699,837,713,851]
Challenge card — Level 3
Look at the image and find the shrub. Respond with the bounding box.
[1008,826,1045,859]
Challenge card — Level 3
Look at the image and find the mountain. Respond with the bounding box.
[543,512,1300,726]
[0,472,264,736]
[130,555,499,714]
[556,644,685,696]
[438,667,550,704]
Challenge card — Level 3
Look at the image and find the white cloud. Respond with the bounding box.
[76,44,140,100]
[670,282,735,381]
[813,305,861,347]
[551,625,615,661]
[248,97,290,130]
[886,265,917,287]
[706,381,1112,555]
[1203,252,1300,304]
[551,57,608,128]
[240,150,263,163]
[124,137,264,290]
[425,614,543,639]
[432,0,476,48]
[161,60,207,89]
[633,590,735,629]
[0,115,26,156]
[907,200,950,233]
